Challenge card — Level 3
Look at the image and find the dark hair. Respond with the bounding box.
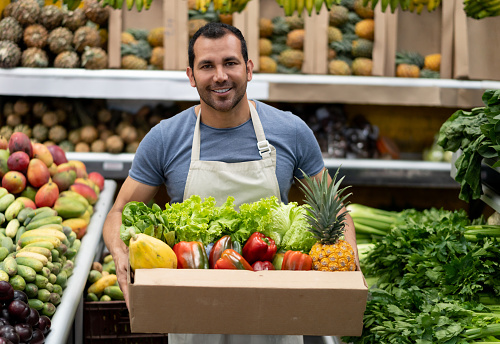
[188,22,248,70]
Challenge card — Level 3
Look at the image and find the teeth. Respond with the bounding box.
[214,89,230,93]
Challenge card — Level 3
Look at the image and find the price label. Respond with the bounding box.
[102,162,124,171]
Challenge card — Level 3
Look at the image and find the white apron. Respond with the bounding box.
[170,101,302,344]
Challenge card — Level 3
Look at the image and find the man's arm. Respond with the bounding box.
[102,176,160,308]
[308,168,360,270]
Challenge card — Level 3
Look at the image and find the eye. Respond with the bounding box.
[200,64,212,69]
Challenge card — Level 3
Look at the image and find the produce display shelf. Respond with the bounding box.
[0,68,497,106]
[67,152,455,188]
[324,158,456,188]
[45,179,117,344]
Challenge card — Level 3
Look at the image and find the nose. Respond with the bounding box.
[213,65,228,82]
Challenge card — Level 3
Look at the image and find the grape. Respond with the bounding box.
[14,323,32,342]
[0,282,14,303]
[7,300,30,322]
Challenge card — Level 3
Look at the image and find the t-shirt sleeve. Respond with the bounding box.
[128,124,165,186]
[293,116,325,180]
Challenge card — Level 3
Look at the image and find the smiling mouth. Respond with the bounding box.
[212,88,231,94]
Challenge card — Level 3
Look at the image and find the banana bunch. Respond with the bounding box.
[276,0,340,16]
[197,0,251,13]
[74,0,153,11]
[362,0,440,13]
[464,0,500,19]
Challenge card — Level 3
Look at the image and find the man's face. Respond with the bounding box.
[187,34,253,113]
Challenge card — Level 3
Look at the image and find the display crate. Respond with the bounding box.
[375,0,454,79]
[84,301,169,343]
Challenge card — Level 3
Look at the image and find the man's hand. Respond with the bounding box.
[112,246,131,308]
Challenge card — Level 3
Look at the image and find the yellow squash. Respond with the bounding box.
[128,229,177,271]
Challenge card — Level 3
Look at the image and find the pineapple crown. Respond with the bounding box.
[297,167,352,245]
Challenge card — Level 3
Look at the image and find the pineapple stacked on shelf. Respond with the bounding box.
[0,97,174,154]
[188,1,231,38]
[0,0,109,69]
[259,15,304,74]
[120,27,165,70]
[395,50,441,78]
[328,0,374,76]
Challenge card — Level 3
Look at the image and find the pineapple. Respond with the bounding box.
[424,53,441,72]
[0,41,22,68]
[121,55,148,70]
[121,32,137,45]
[286,29,304,50]
[188,19,208,38]
[23,24,48,48]
[32,124,49,142]
[81,46,108,69]
[47,27,73,54]
[149,47,164,70]
[62,8,88,31]
[11,0,40,26]
[259,56,277,73]
[419,68,440,79]
[147,27,164,47]
[354,19,374,41]
[297,168,356,272]
[54,51,80,68]
[353,0,374,19]
[73,26,101,53]
[351,39,373,58]
[329,5,349,27]
[328,59,351,75]
[83,0,109,25]
[328,26,343,44]
[284,15,304,30]
[351,57,372,76]
[396,63,420,78]
[21,47,49,68]
[395,51,425,69]
[259,38,272,56]
[259,18,274,38]
[278,49,304,70]
[39,5,63,30]
[0,17,23,43]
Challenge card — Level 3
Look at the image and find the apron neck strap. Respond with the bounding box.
[192,101,272,161]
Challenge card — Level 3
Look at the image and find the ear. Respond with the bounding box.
[246,59,254,82]
[186,67,196,87]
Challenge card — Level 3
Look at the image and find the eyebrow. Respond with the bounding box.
[197,56,240,68]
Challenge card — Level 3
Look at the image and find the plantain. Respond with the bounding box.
[314,0,323,14]
[296,0,305,15]
[135,0,144,11]
[126,0,135,10]
[305,0,314,15]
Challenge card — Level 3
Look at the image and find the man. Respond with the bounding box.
[103,22,358,344]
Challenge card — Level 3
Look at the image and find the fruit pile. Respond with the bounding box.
[85,254,123,302]
[120,28,164,70]
[0,0,109,69]
[258,15,304,73]
[327,0,374,76]
[395,50,441,78]
[0,131,105,332]
[0,97,163,153]
[0,281,51,344]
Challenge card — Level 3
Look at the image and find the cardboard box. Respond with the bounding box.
[129,269,367,336]
[453,0,500,81]
[375,0,454,78]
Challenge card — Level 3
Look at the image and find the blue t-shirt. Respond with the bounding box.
[129,100,325,204]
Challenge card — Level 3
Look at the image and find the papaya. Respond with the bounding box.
[53,197,87,219]
[128,228,177,271]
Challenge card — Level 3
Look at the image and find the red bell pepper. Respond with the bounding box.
[281,250,312,271]
[173,241,209,269]
[252,261,275,271]
[214,249,253,270]
[209,235,242,269]
[242,232,277,264]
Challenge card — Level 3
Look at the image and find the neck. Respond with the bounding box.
[197,97,253,128]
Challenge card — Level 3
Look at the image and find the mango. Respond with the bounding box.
[7,151,30,173]
[2,171,26,194]
[53,197,87,218]
[32,143,54,167]
[8,132,33,158]
[62,218,88,239]
[74,178,99,197]
[35,182,59,208]
[21,186,37,202]
[59,190,90,208]
[27,158,50,188]
[69,183,98,205]
[48,163,58,177]
[68,160,87,178]
[16,196,36,210]
[0,157,8,179]
[47,145,67,165]
[52,170,76,192]
[0,137,8,150]
[56,162,76,174]
[88,172,104,191]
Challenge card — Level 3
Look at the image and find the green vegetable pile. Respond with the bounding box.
[119,195,316,253]
[438,89,500,202]
[343,208,500,343]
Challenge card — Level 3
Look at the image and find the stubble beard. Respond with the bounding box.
[194,77,246,113]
